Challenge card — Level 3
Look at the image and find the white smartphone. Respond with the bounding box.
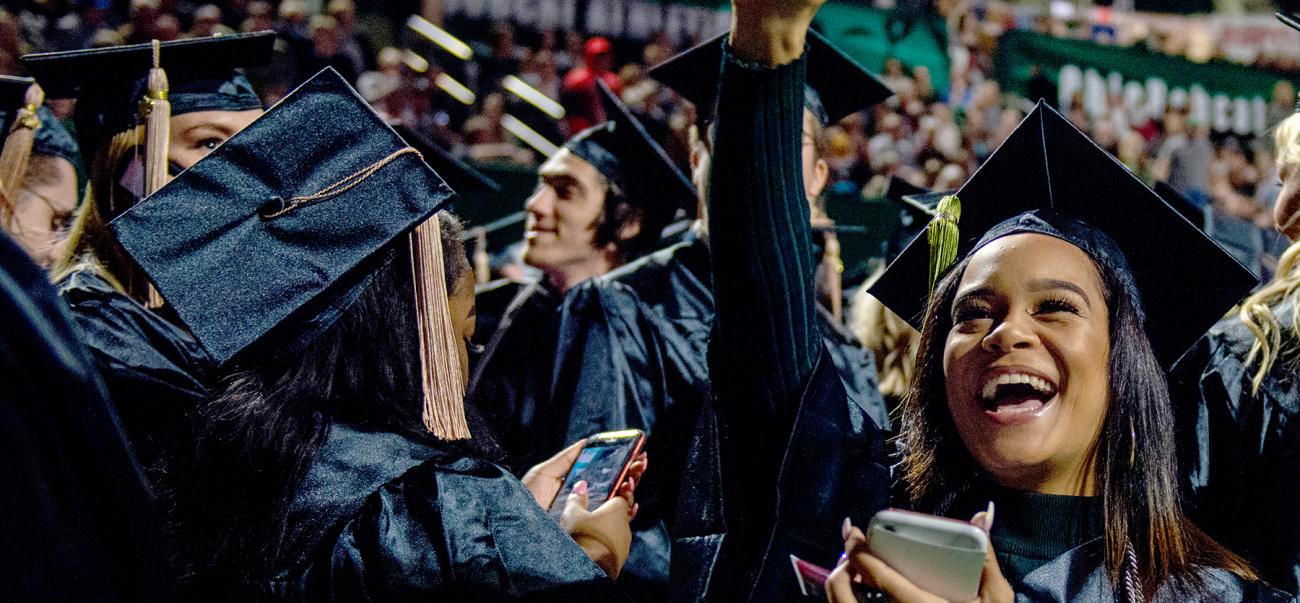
[866,509,989,601]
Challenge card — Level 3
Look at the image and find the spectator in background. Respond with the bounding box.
[151,13,181,42]
[295,15,357,83]
[357,46,403,102]
[241,1,274,33]
[1155,112,1213,208]
[520,50,561,102]
[277,0,310,42]
[561,36,620,135]
[326,0,373,78]
[188,5,234,38]
[464,92,532,166]
[479,22,523,96]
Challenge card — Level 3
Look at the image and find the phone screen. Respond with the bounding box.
[547,434,641,519]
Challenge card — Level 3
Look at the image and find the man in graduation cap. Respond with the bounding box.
[542,21,894,600]
[22,32,275,466]
[467,80,695,473]
[0,76,80,269]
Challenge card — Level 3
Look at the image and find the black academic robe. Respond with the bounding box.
[551,235,891,599]
[1011,539,1291,602]
[267,422,624,601]
[57,268,215,465]
[467,277,562,472]
[0,235,169,601]
[1172,303,1300,596]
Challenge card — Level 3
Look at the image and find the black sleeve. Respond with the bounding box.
[706,41,819,431]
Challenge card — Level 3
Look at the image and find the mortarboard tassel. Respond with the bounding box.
[141,39,171,309]
[411,215,472,441]
[0,82,43,223]
[927,194,962,294]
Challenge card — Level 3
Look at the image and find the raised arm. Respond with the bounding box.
[707,1,824,426]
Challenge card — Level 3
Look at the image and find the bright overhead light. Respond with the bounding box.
[402,49,429,73]
[435,73,476,105]
[502,114,558,157]
[406,15,472,61]
[502,75,565,120]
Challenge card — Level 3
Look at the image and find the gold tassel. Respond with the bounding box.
[927,194,962,294]
[0,82,44,222]
[141,39,171,309]
[472,226,490,285]
[411,215,472,440]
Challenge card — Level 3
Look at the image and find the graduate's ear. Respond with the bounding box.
[615,211,643,246]
[808,156,830,200]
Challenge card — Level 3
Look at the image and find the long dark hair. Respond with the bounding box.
[899,249,1255,597]
[167,212,486,598]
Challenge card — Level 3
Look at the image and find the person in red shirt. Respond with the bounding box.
[561,37,621,135]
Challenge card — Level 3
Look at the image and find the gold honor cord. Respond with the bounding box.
[927,194,962,294]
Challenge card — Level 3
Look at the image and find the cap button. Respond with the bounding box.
[258,195,287,219]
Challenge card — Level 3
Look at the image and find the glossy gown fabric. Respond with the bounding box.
[267,422,623,601]
[0,234,169,601]
[551,235,891,598]
[1172,304,1300,596]
[467,277,561,472]
[57,267,215,465]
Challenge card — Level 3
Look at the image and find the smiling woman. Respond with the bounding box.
[859,103,1287,602]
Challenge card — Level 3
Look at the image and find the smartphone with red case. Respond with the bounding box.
[547,429,645,519]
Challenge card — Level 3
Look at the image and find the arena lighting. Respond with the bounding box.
[402,49,429,73]
[502,114,559,157]
[502,75,565,120]
[435,73,476,105]
[406,15,473,61]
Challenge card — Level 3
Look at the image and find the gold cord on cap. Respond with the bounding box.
[0,82,44,223]
[411,214,472,440]
[141,39,171,309]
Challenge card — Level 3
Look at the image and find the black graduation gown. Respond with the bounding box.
[0,235,169,601]
[268,422,626,601]
[550,235,890,599]
[56,267,215,465]
[1171,303,1300,596]
[467,277,563,472]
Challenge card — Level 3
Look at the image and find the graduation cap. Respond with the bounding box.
[649,29,893,125]
[1153,181,1208,229]
[0,76,78,207]
[882,176,953,263]
[111,68,471,440]
[22,31,275,160]
[561,79,696,225]
[392,124,500,196]
[870,102,1258,368]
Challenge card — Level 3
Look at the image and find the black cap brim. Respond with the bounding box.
[392,124,500,196]
[649,29,893,124]
[594,79,696,217]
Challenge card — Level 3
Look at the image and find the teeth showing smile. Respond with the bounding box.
[980,372,1056,402]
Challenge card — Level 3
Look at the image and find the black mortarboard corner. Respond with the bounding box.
[870,102,1258,368]
[1153,181,1208,229]
[562,79,696,224]
[392,124,500,197]
[649,29,893,125]
[22,31,275,159]
[111,68,472,440]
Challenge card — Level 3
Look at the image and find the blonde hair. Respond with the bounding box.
[51,125,151,300]
[1236,112,1300,393]
[849,267,920,406]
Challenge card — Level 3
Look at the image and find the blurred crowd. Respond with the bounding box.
[5,0,1296,232]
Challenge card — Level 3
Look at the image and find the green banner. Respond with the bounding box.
[994,30,1290,135]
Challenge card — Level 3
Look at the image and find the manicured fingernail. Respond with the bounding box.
[628,477,635,490]
[986,501,995,530]
[574,480,588,494]
[632,503,640,519]
[842,517,852,540]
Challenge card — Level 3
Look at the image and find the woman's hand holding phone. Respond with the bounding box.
[523,437,647,578]
[825,511,1014,603]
